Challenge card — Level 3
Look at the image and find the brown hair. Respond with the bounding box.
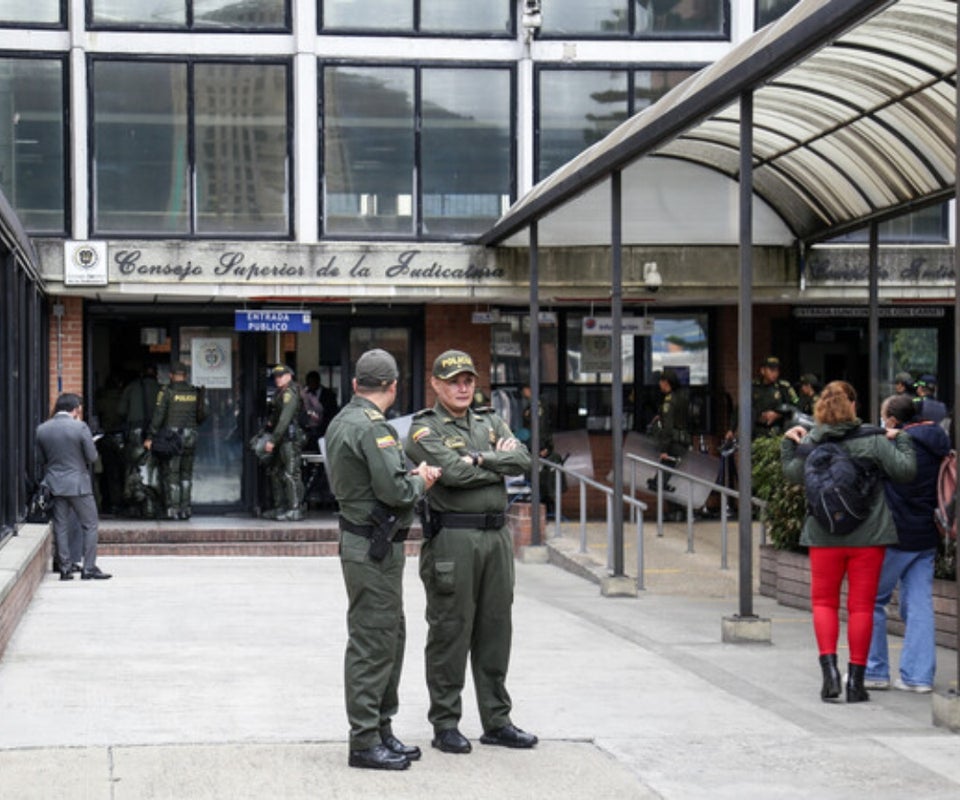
[814,380,857,425]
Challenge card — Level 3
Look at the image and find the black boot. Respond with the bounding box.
[819,654,841,701]
[846,663,870,703]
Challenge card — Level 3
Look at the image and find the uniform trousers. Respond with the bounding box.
[340,531,406,751]
[420,525,514,733]
[809,545,886,665]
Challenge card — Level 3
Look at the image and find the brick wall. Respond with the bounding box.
[47,296,84,412]
[423,304,492,406]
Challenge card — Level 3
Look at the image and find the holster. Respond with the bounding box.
[368,502,402,561]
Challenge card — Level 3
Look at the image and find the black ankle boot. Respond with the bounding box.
[846,663,870,703]
[819,654,841,701]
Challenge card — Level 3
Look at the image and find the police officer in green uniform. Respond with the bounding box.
[751,356,799,438]
[145,362,207,520]
[325,349,440,771]
[404,349,538,755]
[796,373,821,416]
[261,364,305,521]
[647,368,690,493]
[118,364,160,517]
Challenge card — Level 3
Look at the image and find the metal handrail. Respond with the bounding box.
[535,453,767,588]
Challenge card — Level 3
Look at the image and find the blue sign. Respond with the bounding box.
[235,310,312,333]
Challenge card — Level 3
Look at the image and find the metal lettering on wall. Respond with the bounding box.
[106,246,506,286]
[806,251,956,285]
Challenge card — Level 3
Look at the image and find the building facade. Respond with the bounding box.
[0,0,954,517]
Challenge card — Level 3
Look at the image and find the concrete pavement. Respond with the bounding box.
[1,529,959,799]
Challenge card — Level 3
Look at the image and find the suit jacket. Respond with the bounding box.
[36,412,98,497]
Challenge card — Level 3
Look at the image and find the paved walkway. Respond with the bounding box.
[1,522,959,799]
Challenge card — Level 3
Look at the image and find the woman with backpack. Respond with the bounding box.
[781,380,916,703]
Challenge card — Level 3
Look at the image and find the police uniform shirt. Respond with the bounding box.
[149,378,201,434]
[267,383,301,445]
[404,401,530,514]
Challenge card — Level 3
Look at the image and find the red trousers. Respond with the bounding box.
[808,545,886,665]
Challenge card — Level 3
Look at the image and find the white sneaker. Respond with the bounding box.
[864,678,890,690]
[893,678,932,694]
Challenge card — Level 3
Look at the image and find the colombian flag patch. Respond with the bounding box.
[411,427,431,442]
[376,435,397,449]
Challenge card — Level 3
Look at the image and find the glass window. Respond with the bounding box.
[880,327,938,397]
[322,63,513,238]
[490,313,560,386]
[826,204,949,244]
[93,61,190,234]
[322,0,410,30]
[92,59,290,237]
[195,63,289,235]
[349,327,412,415]
[421,69,511,236]
[755,0,800,29]
[323,66,415,235]
[420,0,511,34]
[0,57,66,233]
[542,0,628,36]
[537,67,695,179]
[91,1,286,29]
[0,0,61,24]
[635,0,725,36]
[538,70,628,179]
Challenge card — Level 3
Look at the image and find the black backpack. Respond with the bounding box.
[800,426,883,535]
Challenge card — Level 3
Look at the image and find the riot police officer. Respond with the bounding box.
[404,349,538,755]
[145,362,207,520]
[261,364,305,521]
[325,348,440,771]
[751,356,798,438]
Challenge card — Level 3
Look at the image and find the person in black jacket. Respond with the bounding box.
[865,393,950,693]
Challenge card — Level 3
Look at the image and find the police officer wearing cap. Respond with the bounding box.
[647,368,690,493]
[914,374,947,424]
[145,361,208,520]
[752,356,799,438]
[261,364,305,521]
[325,349,440,771]
[796,373,821,416]
[404,349,538,755]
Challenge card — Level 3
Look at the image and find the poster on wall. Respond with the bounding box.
[191,338,232,389]
[580,336,612,373]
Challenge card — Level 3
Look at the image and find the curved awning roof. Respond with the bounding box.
[479,0,957,248]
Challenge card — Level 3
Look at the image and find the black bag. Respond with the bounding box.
[801,426,882,535]
[27,483,52,523]
[151,427,183,458]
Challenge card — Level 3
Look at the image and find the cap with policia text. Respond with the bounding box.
[355,349,399,388]
[433,350,479,380]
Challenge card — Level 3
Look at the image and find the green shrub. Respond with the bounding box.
[751,436,806,552]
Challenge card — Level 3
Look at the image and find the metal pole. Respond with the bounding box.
[529,221,542,546]
[611,170,625,576]
[737,90,755,618]
[868,223,879,424]
[953,15,960,684]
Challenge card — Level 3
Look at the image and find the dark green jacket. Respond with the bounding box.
[266,383,301,445]
[404,401,530,514]
[653,387,690,455]
[752,378,799,437]
[780,419,916,547]
[148,380,204,435]
[324,395,425,528]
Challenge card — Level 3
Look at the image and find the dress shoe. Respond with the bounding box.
[348,743,409,770]
[819,653,841,701]
[432,728,472,754]
[479,723,538,749]
[59,570,74,581]
[71,563,82,573]
[382,734,421,761]
[81,566,112,581]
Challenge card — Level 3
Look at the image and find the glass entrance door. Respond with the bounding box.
[176,326,243,506]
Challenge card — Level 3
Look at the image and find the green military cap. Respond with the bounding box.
[762,356,781,369]
[355,348,399,388]
[171,361,189,375]
[894,371,913,385]
[271,363,294,377]
[799,373,819,387]
[433,350,478,380]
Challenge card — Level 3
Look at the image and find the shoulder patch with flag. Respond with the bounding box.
[411,427,431,442]
[375,434,397,449]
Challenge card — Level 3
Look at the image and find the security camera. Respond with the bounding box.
[522,0,542,33]
[643,261,662,293]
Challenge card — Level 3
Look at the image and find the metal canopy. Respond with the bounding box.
[478,0,957,248]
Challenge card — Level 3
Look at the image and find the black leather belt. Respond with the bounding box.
[434,511,505,530]
[339,518,409,542]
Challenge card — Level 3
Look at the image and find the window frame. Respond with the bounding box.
[318,0,515,38]
[88,55,294,240]
[0,0,64,28]
[318,59,517,242]
[536,0,730,41]
[86,0,291,33]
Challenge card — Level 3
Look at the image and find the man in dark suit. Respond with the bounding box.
[36,393,112,581]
